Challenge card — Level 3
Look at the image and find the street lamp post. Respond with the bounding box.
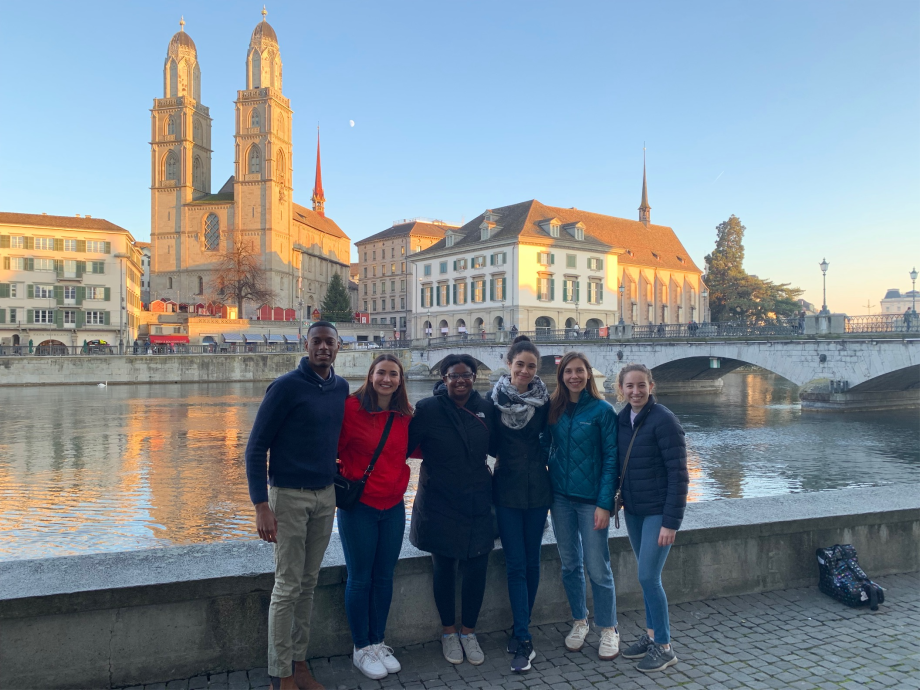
[297,298,304,343]
[910,267,918,315]
[618,284,626,326]
[701,289,708,323]
[819,258,830,315]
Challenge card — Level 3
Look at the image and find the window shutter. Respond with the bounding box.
[76,261,85,278]
[0,235,9,248]
[598,258,604,270]
[27,284,34,299]
[54,285,64,305]
[2,257,8,270]
[54,238,64,252]
[0,284,8,298]
[104,287,111,302]
[490,254,495,266]
[26,258,34,271]
[0,309,5,324]
[54,259,64,278]
[502,252,507,264]
[95,261,105,274]
[550,278,555,301]
[453,260,457,270]
[598,283,603,303]
[436,287,441,307]
[27,309,34,324]
[76,286,85,305]
[563,281,568,302]
[550,253,555,265]
[452,283,457,303]
[575,281,581,303]
[104,311,111,326]
[490,279,495,301]
[77,239,86,253]
[104,242,112,254]
[537,251,541,263]
[55,309,64,329]
[76,310,86,328]
[24,237,34,250]
[501,277,507,300]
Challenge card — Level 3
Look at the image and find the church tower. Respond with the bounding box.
[233,8,294,306]
[150,18,213,300]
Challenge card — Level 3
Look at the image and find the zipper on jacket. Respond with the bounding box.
[565,393,583,498]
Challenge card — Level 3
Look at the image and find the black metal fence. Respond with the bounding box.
[845,314,917,334]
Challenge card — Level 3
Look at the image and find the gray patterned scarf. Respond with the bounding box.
[491,374,549,430]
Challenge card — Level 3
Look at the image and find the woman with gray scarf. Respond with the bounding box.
[490,335,552,673]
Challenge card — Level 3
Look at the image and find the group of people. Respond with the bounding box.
[245,321,689,690]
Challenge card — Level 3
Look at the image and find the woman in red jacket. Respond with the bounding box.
[337,354,414,680]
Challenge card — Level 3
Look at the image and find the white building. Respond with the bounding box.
[880,288,919,315]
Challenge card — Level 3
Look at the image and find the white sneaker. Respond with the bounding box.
[565,619,590,651]
[353,645,387,680]
[598,627,620,660]
[374,642,401,673]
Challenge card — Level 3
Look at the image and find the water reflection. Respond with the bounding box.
[0,373,916,560]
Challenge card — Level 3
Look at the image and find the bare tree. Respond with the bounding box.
[211,232,276,318]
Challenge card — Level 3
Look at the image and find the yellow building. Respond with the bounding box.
[149,12,350,319]
[0,213,143,351]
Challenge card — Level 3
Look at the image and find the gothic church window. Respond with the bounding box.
[193,157,203,190]
[250,109,261,130]
[197,276,204,295]
[249,146,261,174]
[277,149,286,186]
[251,50,261,88]
[204,214,220,251]
[167,115,176,136]
[193,119,202,143]
[165,153,178,181]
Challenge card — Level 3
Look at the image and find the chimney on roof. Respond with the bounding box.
[75,214,81,218]
[639,146,651,227]
[85,214,91,218]
[312,126,326,217]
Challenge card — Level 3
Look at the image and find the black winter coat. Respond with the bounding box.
[616,396,689,530]
[408,384,496,560]
[491,386,552,511]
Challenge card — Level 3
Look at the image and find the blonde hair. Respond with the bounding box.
[615,363,655,402]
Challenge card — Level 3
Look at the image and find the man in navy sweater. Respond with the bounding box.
[246,322,349,690]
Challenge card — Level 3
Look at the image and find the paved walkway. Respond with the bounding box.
[125,572,919,690]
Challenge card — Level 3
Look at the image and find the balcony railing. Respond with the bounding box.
[845,313,917,334]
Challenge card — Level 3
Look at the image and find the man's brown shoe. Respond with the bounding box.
[293,660,324,690]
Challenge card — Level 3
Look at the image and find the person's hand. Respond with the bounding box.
[594,507,610,531]
[256,502,278,543]
[658,527,676,547]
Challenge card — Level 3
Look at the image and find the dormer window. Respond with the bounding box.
[563,221,586,241]
[538,218,561,237]
[445,233,456,248]
[479,220,497,241]
[480,227,490,241]
[484,210,500,223]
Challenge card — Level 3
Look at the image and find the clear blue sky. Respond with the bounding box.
[2,0,917,315]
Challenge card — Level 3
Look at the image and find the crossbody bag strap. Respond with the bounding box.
[618,420,644,490]
[360,413,396,481]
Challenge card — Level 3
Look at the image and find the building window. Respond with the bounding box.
[363,252,367,261]
[9,284,18,298]
[63,310,76,327]
[248,146,261,174]
[64,286,76,301]
[455,281,467,304]
[34,309,54,324]
[480,227,490,241]
[372,300,377,311]
[34,285,54,299]
[64,239,77,252]
[492,277,507,301]
[472,255,486,268]
[363,284,367,295]
[401,246,406,256]
[34,258,55,272]
[193,119,202,143]
[250,109,261,129]
[454,258,467,270]
[563,279,580,303]
[10,236,24,249]
[566,254,577,268]
[35,237,54,250]
[204,214,220,250]
[390,298,395,310]
[85,286,105,300]
[168,277,173,289]
[588,281,603,304]
[10,257,26,270]
[165,153,178,181]
[423,264,432,277]
[400,280,406,291]
[85,311,105,325]
[372,266,377,276]
[400,297,405,309]
[382,264,387,275]
[90,261,105,274]
[537,276,554,301]
[167,115,176,135]
[574,227,585,241]
[381,281,386,294]
[193,157,203,189]
[372,283,377,295]
[363,267,368,278]
[64,260,77,277]
[372,250,376,260]
[438,284,450,306]
[472,279,485,303]
[363,300,368,311]
[538,251,554,265]
[490,252,506,266]
[86,240,107,253]
[588,257,603,270]
[391,263,396,274]
[439,261,448,274]
[197,276,204,294]
[421,286,433,308]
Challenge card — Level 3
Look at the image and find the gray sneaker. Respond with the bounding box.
[441,633,463,664]
[460,632,485,665]
[621,633,653,659]
[636,642,678,673]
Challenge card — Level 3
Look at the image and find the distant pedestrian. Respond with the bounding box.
[688,320,698,336]
[655,323,665,337]
[615,364,689,674]
[245,321,349,690]
[904,308,913,331]
[798,310,807,334]
[510,325,518,337]
[336,354,414,680]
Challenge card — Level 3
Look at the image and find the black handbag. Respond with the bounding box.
[334,413,395,511]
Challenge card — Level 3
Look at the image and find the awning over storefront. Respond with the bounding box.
[149,335,190,344]
[283,334,301,343]
[340,335,357,343]
[243,333,264,343]
[222,333,245,343]
[266,334,285,343]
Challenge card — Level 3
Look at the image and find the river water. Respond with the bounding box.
[0,373,917,561]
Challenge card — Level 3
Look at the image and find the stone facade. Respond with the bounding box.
[149,16,351,320]
[0,213,143,349]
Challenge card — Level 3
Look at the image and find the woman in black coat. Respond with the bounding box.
[409,354,495,667]
[614,364,689,674]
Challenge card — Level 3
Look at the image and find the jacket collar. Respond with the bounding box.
[630,394,657,426]
[299,357,337,391]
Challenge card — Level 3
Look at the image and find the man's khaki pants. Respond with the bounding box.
[267,485,336,678]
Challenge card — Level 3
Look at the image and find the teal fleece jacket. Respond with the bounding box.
[543,390,619,510]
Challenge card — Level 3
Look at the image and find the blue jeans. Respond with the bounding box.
[550,494,617,628]
[624,512,672,644]
[337,501,406,648]
[496,504,549,641]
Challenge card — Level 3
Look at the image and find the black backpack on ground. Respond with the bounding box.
[815,544,885,611]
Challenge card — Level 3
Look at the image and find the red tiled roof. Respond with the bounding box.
[0,212,133,236]
[292,203,349,240]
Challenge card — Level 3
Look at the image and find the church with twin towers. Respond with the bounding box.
[149,10,351,320]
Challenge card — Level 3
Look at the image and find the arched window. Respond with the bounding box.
[278,113,286,137]
[193,157,202,189]
[197,276,204,295]
[277,149,286,186]
[248,146,261,174]
[193,119,202,143]
[165,153,178,181]
[250,109,261,130]
[166,115,176,136]
[168,60,178,98]
[204,214,219,251]
[251,50,261,88]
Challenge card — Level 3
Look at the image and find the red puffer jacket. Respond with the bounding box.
[337,395,412,510]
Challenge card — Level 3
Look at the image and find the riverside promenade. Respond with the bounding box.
[120,571,919,690]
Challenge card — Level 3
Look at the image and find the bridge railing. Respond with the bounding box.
[845,314,918,334]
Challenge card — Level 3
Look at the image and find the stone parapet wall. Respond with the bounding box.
[1,485,917,689]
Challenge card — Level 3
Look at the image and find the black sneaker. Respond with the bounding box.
[636,642,678,673]
[621,633,653,659]
[506,636,520,654]
[511,639,535,673]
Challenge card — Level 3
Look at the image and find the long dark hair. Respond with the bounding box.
[506,334,540,365]
[548,351,603,424]
[353,354,413,416]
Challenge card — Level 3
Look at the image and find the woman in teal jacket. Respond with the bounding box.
[544,352,620,660]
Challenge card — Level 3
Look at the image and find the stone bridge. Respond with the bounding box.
[407,337,920,411]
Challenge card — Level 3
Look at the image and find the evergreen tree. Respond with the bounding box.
[704,215,803,322]
[320,272,353,322]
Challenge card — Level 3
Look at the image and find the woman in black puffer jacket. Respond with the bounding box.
[614,364,688,674]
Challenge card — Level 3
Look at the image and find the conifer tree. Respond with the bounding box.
[320,272,353,322]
